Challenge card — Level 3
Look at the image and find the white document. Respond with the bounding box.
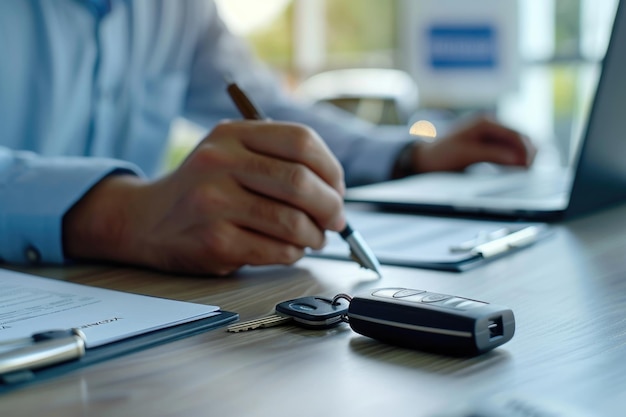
[309,209,548,271]
[0,269,220,349]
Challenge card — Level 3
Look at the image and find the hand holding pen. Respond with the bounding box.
[64,79,380,276]
[226,82,382,276]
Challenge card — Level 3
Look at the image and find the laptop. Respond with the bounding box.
[346,1,626,222]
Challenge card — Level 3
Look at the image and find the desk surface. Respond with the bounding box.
[2,204,626,417]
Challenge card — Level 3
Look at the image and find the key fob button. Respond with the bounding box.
[372,288,403,299]
[454,300,485,309]
[396,294,429,303]
[289,302,317,312]
[441,297,467,307]
[420,293,451,303]
[393,289,425,298]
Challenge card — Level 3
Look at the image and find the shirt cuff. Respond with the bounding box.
[0,156,143,265]
[343,137,413,187]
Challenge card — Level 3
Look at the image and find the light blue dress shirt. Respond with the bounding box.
[0,0,411,265]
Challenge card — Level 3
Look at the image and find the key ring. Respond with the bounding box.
[331,293,352,323]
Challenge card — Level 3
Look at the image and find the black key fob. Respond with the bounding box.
[276,296,349,329]
[347,288,515,356]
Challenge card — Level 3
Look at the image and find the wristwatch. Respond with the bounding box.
[392,141,419,179]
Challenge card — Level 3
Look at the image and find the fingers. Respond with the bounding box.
[219,227,306,268]
[233,154,345,231]
[471,118,536,166]
[212,121,345,194]
[135,176,324,275]
[176,183,326,274]
[419,117,538,172]
[154,222,308,276]
[194,182,328,250]
[236,195,327,250]
[198,121,346,232]
[461,142,526,167]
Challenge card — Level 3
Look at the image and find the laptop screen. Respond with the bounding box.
[566,0,626,217]
[345,1,626,221]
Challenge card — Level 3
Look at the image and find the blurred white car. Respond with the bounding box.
[295,68,419,125]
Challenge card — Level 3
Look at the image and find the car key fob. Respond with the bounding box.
[347,288,515,356]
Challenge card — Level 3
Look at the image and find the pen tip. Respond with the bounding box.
[349,248,382,278]
[371,263,383,278]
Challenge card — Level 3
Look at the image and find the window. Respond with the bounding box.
[165,0,619,170]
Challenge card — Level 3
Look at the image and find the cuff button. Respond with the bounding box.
[25,246,41,263]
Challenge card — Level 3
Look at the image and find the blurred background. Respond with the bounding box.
[166,0,619,172]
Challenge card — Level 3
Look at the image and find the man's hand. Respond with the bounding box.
[410,117,537,174]
[63,121,346,275]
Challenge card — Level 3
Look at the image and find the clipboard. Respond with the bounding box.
[0,310,238,394]
[0,269,240,394]
[309,209,552,272]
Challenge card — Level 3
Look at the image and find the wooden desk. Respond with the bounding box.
[2,204,626,417]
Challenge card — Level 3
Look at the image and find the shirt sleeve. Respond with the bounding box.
[0,147,143,265]
[182,0,413,187]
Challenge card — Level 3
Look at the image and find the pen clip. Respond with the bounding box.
[449,227,511,253]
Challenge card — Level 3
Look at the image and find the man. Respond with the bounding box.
[0,1,534,275]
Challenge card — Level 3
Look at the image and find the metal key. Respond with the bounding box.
[227,296,350,333]
[226,314,292,332]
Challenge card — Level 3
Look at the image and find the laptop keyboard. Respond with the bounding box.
[479,176,569,199]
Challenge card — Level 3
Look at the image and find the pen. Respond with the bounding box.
[226,82,382,276]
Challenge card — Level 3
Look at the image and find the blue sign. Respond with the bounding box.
[427,25,498,69]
